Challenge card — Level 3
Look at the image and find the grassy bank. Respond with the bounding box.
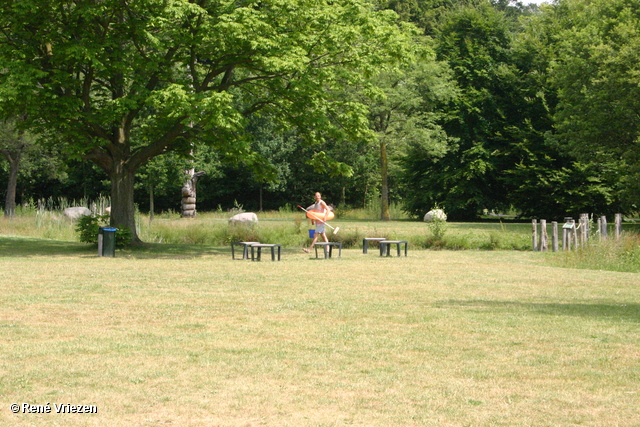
[2,208,639,272]
[0,208,533,250]
[0,238,638,426]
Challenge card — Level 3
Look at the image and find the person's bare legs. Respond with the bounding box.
[304,226,328,253]
[304,234,319,253]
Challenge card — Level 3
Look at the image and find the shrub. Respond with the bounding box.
[75,214,132,247]
[425,207,448,240]
[76,215,105,244]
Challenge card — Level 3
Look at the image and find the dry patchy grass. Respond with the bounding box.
[0,239,638,426]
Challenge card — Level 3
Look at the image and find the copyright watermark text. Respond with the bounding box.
[10,402,97,414]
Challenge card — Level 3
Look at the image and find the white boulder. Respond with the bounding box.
[63,207,92,220]
[423,209,447,222]
[229,212,258,224]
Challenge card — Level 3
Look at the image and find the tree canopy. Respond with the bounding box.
[0,0,414,240]
[2,0,640,226]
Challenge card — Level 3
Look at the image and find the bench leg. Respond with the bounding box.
[363,239,368,254]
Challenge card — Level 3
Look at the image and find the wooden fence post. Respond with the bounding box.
[552,221,558,252]
[579,213,589,246]
[540,219,548,252]
[615,213,622,240]
[532,219,538,251]
[562,218,576,251]
[597,217,602,240]
[600,215,608,240]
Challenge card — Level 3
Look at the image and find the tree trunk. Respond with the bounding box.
[110,161,140,243]
[2,149,20,218]
[380,139,390,221]
[149,181,154,224]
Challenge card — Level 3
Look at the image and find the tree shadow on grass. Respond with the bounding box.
[0,236,93,257]
[438,300,640,323]
[118,242,228,259]
[0,236,228,259]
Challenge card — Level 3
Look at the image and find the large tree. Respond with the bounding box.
[0,0,412,241]
[0,118,31,217]
[404,0,526,219]
[366,59,454,220]
[546,0,640,211]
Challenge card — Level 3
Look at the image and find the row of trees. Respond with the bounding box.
[2,0,640,241]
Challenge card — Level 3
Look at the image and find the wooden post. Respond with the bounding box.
[562,217,574,251]
[532,220,538,251]
[579,213,589,246]
[615,213,622,240]
[573,219,579,248]
[540,219,548,252]
[600,215,608,239]
[597,217,602,240]
[552,221,558,252]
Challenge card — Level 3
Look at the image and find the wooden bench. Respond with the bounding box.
[363,237,386,254]
[379,240,408,257]
[314,242,342,259]
[231,241,260,260]
[250,243,282,261]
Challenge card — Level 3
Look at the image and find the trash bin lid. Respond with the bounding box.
[103,228,117,232]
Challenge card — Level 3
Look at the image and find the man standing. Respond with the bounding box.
[303,192,330,253]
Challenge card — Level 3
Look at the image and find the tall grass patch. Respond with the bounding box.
[550,233,640,273]
[1,207,539,251]
[141,216,310,248]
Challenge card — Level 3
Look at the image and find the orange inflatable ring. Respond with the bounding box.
[306,209,335,222]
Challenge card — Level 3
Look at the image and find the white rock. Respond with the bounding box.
[229,212,258,224]
[63,207,92,220]
[424,209,447,222]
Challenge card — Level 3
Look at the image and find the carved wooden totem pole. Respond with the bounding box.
[181,169,206,218]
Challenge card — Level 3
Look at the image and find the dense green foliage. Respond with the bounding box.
[2,0,640,234]
[0,0,414,241]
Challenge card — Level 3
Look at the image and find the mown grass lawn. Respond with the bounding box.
[1,236,638,426]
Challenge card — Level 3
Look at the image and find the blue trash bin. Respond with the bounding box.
[308,229,315,239]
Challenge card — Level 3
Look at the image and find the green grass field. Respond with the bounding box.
[1,231,639,426]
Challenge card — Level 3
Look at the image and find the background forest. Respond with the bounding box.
[2,0,639,227]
